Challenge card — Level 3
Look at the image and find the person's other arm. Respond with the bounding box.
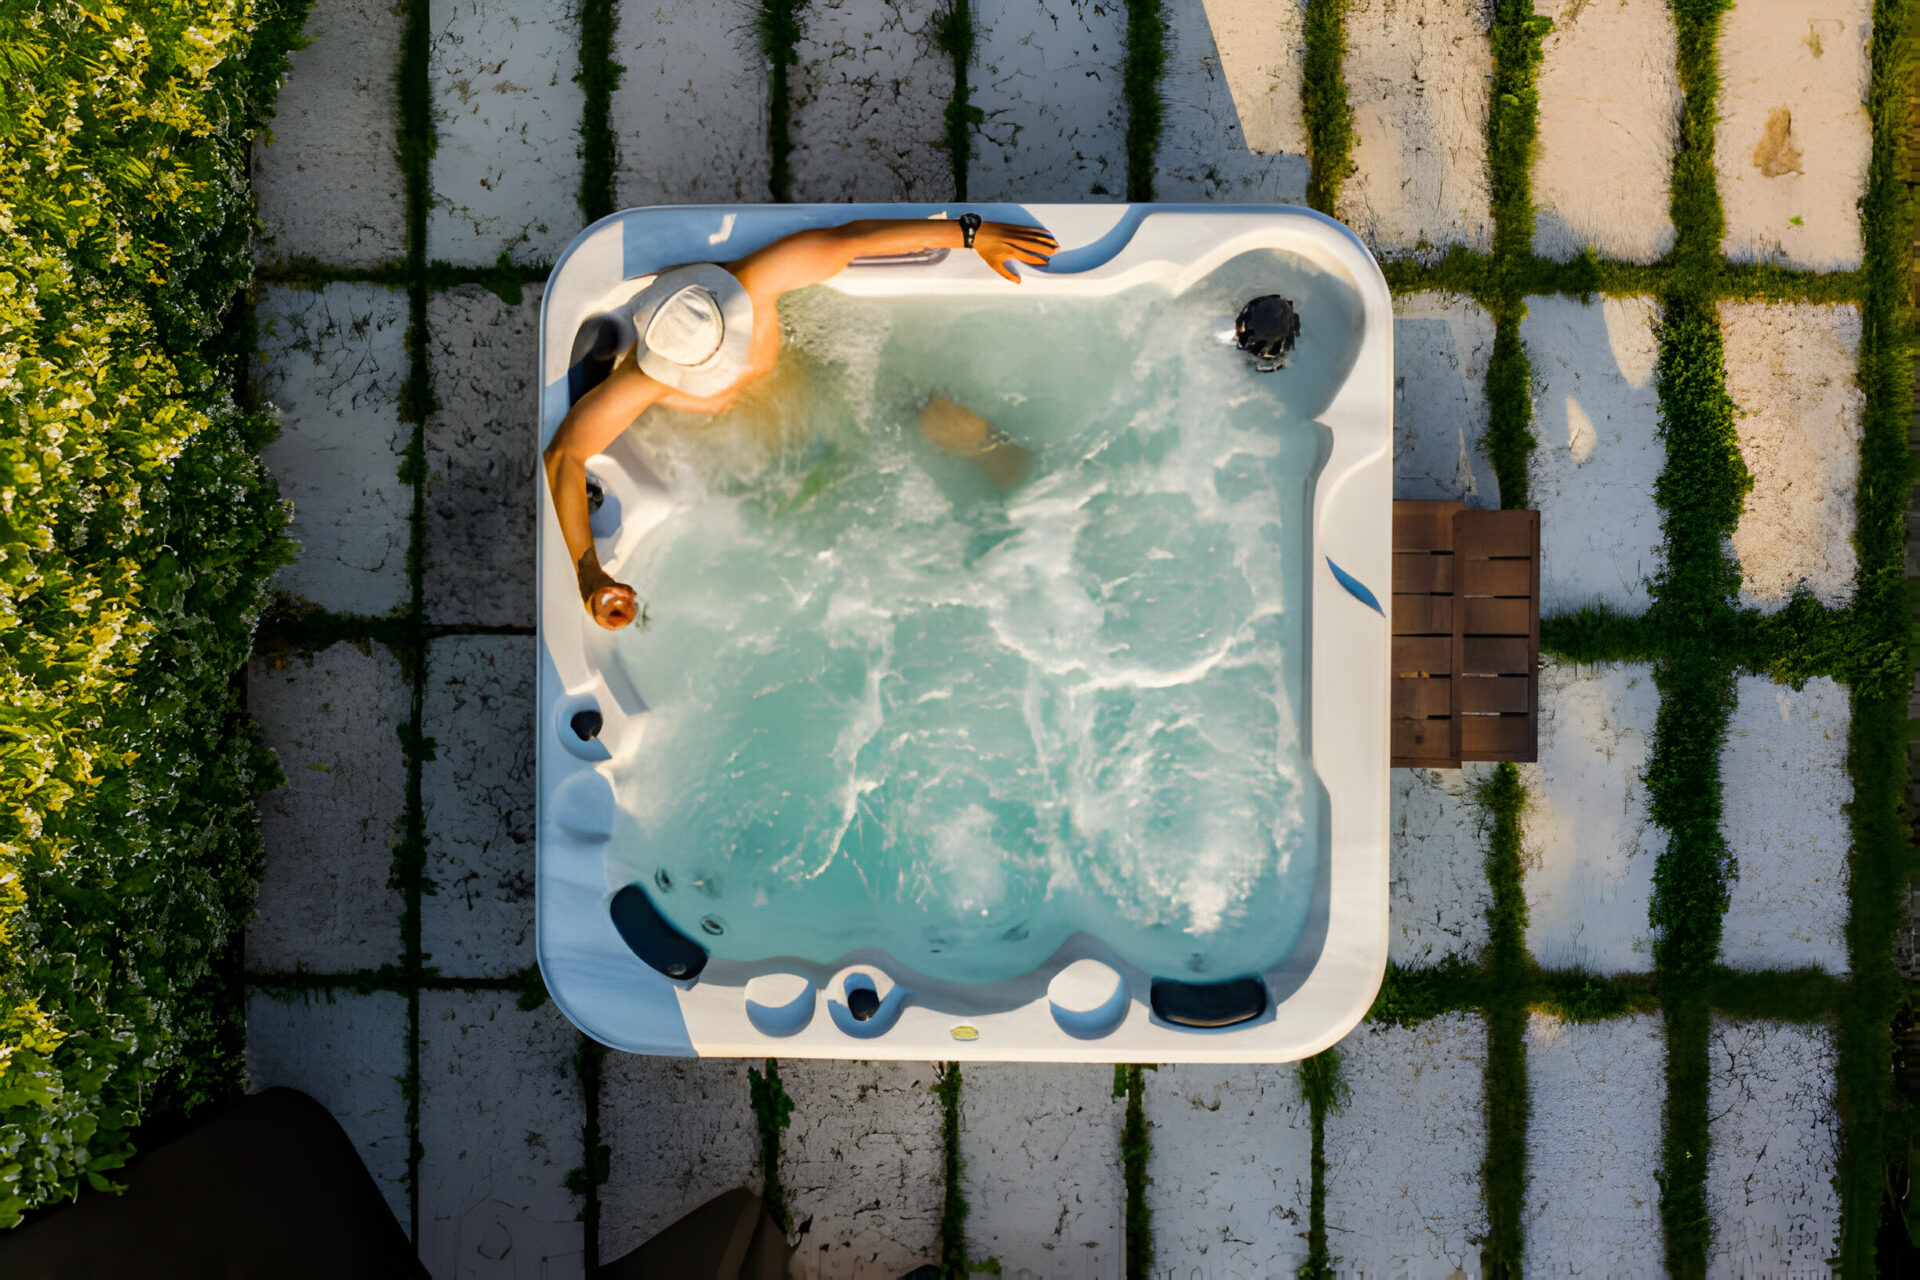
[541,349,667,629]
[730,218,1058,296]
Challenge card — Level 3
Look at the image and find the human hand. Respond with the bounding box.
[974,223,1059,282]
[587,582,640,630]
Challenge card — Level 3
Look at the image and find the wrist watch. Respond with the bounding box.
[958,212,982,249]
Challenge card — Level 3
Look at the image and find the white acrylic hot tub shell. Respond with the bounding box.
[536,205,1391,1062]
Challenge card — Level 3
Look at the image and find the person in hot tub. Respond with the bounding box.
[543,214,1061,630]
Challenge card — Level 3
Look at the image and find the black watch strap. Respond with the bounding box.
[958,212,982,249]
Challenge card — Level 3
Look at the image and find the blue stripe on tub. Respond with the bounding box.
[1326,556,1384,616]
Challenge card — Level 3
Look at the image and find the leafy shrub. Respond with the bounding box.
[0,0,309,1225]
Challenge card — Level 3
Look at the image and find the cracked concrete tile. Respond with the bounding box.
[1339,0,1493,256]
[1532,0,1679,263]
[1390,766,1494,966]
[1722,301,1864,611]
[782,1060,943,1278]
[246,990,410,1233]
[1720,676,1851,974]
[419,991,585,1279]
[426,285,542,629]
[1707,1019,1840,1276]
[1325,1013,1488,1277]
[1155,0,1310,202]
[960,1064,1123,1279]
[255,283,412,616]
[423,635,536,978]
[970,0,1128,200]
[1393,292,1500,507]
[247,642,407,971]
[1716,0,1872,270]
[610,0,771,205]
[1524,1013,1666,1276]
[429,0,585,266]
[1145,1063,1311,1275]
[1526,295,1665,616]
[598,1056,760,1264]
[1523,660,1662,975]
[252,0,408,267]
[788,0,955,201]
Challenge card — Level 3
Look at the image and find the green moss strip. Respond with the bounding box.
[1833,0,1915,1266]
[1659,999,1712,1275]
[394,0,437,1237]
[575,0,621,223]
[1640,1,1745,1270]
[935,1,979,199]
[1477,1,1553,512]
[565,1039,610,1270]
[1122,0,1167,202]
[1476,762,1530,1276]
[758,0,806,202]
[1297,1048,1350,1278]
[1301,0,1354,216]
[1114,1064,1153,1279]
[933,1063,968,1279]
[748,1058,796,1232]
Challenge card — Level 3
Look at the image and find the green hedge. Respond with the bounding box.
[0,0,309,1224]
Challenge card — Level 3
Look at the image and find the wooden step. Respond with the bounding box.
[1389,502,1539,768]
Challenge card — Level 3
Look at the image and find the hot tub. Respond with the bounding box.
[536,205,1390,1062]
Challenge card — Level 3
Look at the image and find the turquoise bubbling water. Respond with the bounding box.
[607,249,1356,984]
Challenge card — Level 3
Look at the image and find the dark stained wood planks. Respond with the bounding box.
[1388,501,1540,768]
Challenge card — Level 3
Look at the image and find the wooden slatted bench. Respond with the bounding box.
[1390,500,1541,769]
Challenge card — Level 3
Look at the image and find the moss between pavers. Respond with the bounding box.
[748,1058,796,1233]
[935,1,978,200]
[1302,0,1355,215]
[574,0,620,222]
[1114,1064,1154,1280]
[1296,1049,1349,1278]
[758,0,805,203]
[932,1063,968,1279]
[1122,0,1168,202]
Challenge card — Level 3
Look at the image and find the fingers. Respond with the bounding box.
[988,256,1020,283]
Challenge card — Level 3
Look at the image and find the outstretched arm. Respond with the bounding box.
[542,349,667,629]
[729,218,1058,296]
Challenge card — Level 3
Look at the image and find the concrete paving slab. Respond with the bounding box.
[960,1064,1124,1279]
[252,0,408,267]
[1721,301,1864,611]
[1393,292,1500,507]
[969,0,1128,200]
[1720,676,1851,974]
[1145,1063,1312,1276]
[1523,660,1661,975]
[1339,0,1493,256]
[788,0,956,202]
[423,635,537,978]
[782,1060,944,1278]
[426,285,542,629]
[598,1056,760,1263]
[1325,1013,1488,1277]
[1390,766,1494,967]
[609,0,772,206]
[1532,0,1679,263]
[255,283,413,616]
[246,990,411,1233]
[1524,1013,1666,1277]
[1706,1019,1841,1277]
[1155,0,1310,202]
[1526,295,1665,615]
[419,991,586,1279]
[1716,0,1872,271]
[247,642,408,972]
[428,0,585,266]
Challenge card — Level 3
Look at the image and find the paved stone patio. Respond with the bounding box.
[241,0,1878,1273]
